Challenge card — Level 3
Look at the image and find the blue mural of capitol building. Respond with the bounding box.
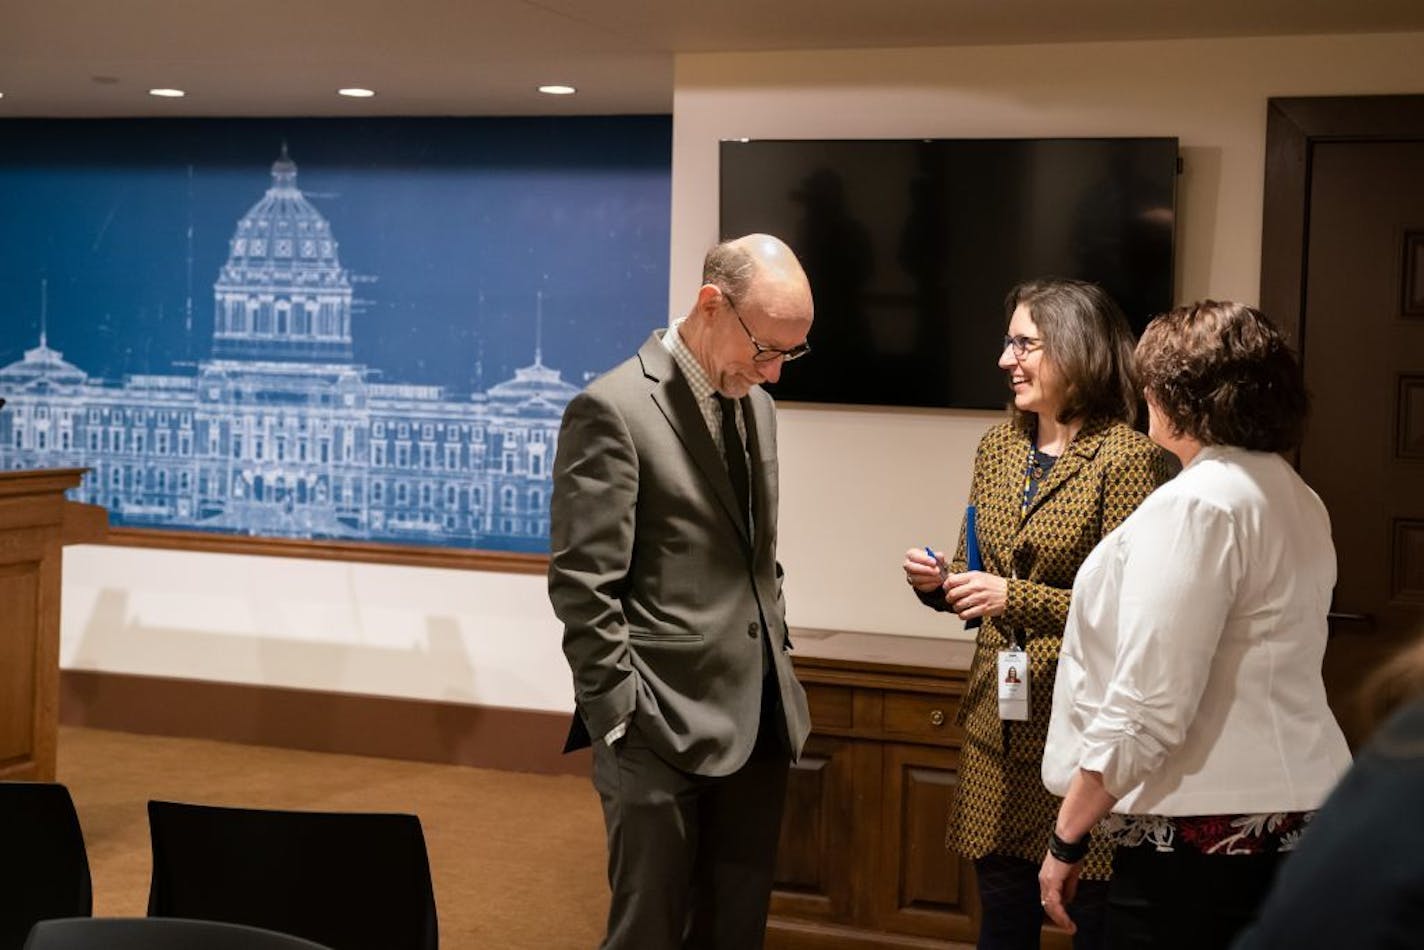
[0,151,584,553]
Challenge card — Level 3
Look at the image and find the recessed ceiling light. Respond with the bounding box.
[338,88,376,98]
[538,84,576,96]
[148,88,185,98]
[0,92,5,100]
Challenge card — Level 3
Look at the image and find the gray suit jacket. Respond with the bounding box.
[549,332,811,777]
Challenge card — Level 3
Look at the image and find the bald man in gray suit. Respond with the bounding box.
[549,234,814,949]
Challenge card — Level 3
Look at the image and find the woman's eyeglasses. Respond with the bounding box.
[1002,334,1043,358]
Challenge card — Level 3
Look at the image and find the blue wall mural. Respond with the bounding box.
[0,117,671,553]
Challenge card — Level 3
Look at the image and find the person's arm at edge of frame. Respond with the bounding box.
[547,388,640,744]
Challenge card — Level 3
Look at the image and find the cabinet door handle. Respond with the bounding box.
[929,709,946,727]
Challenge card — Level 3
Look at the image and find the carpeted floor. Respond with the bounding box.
[56,726,609,949]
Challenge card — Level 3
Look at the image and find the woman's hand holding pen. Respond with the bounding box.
[945,571,1007,620]
[902,547,947,593]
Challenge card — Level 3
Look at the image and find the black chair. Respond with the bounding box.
[146,801,437,950]
[0,782,92,950]
[25,917,334,950]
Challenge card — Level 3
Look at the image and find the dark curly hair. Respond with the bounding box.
[1136,300,1308,452]
[1005,278,1139,428]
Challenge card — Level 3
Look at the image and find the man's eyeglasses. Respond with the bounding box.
[1002,334,1043,359]
[723,293,811,363]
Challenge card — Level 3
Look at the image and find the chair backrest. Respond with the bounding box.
[146,800,437,950]
[25,917,334,950]
[0,782,92,950]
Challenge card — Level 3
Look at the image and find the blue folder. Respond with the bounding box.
[965,505,982,630]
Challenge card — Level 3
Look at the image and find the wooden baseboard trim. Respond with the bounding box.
[59,669,590,778]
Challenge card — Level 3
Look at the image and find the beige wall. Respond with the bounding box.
[60,31,1424,711]
[670,31,1424,642]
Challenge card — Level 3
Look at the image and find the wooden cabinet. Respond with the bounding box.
[769,629,1068,950]
[0,469,104,782]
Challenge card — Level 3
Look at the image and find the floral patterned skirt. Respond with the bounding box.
[1098,811,1315,855]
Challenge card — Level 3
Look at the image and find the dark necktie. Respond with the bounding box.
[715,394,750,529]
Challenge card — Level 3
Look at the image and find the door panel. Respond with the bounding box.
[1297,137,1424,746]
[770,733,861,923]
[875,742,976,943]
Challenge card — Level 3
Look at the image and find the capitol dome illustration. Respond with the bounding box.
[0,145,584,553]
[212,145,354,363]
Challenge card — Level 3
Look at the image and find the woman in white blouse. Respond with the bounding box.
[1037,301,1352,949]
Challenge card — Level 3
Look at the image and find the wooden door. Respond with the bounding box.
[1263,96,1424,746]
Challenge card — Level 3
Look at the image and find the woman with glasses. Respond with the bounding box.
[1038,301,1351,949]
[903,278,1171,950]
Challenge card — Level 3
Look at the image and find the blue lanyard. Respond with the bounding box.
[1021,442,1058,518]
[1021,445,1040,517]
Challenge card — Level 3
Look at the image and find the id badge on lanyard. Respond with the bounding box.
[998,648,1030,721]
[997,561,1030,721]
[997,445,1040,723]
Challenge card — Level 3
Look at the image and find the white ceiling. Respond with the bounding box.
[3,0,1423,116]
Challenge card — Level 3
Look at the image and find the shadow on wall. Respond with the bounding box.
[63,587,527,763]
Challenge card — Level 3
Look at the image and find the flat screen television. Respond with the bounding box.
[719,137,1178,410]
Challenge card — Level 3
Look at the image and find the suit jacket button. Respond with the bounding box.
[747,621,760,638]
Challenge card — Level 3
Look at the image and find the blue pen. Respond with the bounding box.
[924,545,947,581]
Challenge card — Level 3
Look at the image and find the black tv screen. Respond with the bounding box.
[719,138,1178,409]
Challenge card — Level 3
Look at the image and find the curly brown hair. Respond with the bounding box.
[1004,278,1139,428]
[1136,300,1308,452]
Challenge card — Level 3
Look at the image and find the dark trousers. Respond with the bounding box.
[1107,845,1284,950]
[974,853,1108,950]
[590,687,790,950]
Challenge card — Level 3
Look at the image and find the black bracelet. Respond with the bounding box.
[1048,829,1091,863]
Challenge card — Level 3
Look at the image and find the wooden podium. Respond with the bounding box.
[0,469,106,782]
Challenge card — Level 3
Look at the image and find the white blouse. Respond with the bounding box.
[1042,445,1352,816]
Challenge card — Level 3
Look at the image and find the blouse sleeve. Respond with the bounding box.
[1076,494,1244,798]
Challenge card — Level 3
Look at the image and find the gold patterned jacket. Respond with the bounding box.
[926,418,1174,761]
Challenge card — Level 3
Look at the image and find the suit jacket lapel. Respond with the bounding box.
[640,333,752,547]
[1023,418,1110,519]
[1000,424,1033,526]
